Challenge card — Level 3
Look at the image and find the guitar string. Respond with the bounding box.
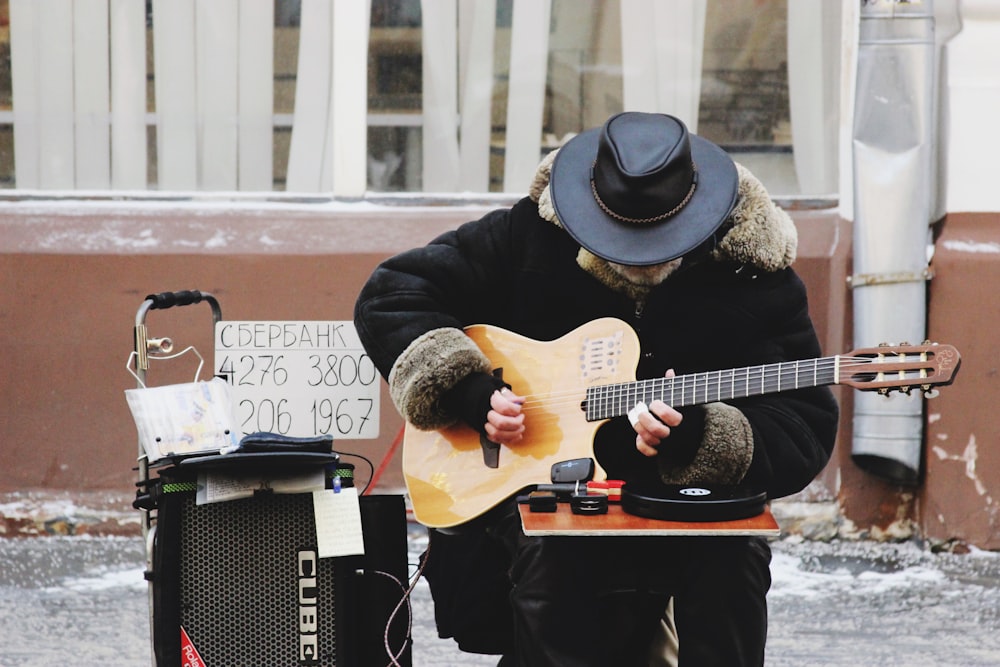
[508,356,889,415]
[513,354,941,416]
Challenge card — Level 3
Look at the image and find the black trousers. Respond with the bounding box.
[424,500,772,667]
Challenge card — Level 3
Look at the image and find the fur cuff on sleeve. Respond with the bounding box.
[387,327,493,430]
[658,402,754,486]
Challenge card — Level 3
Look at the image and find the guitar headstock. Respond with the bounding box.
[838,342,961,396]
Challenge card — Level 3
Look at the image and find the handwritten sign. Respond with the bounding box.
[214,321,379,439]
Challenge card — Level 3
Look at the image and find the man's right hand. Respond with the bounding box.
[484,387,526,444]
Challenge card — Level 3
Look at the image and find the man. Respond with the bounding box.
[354,112,839,666]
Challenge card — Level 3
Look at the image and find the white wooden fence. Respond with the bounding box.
[7,0,840,196]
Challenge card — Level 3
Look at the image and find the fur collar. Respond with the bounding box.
[530,148,797,297]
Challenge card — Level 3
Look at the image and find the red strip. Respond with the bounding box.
[587,479,624,501]
[180,627,206,667]
[366,424,405,494]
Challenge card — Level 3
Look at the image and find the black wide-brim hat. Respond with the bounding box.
[549,112,738,266]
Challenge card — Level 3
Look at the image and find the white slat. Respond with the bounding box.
[621,0,706,131]
[73,0,111,189]
[620,0,659,113]
[330,0,371,196]
[238,0,275,191]
[38,0,75,188]
[654,0,705,131]
[944,3,1000,212]
[788,0,840,195]
[195,0,239,190]
[9,0,41,188]
[421,0,460,192]
[502,0,551,193]
[457,0,496,192]
[286,0,332,192]
[109,0,148,189]
[151,0,198,190]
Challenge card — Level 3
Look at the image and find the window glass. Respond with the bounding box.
[0,0,12,188]
[322,0,805,195]
[0,0,830,196]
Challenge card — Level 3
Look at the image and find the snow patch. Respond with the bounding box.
[942,239,1000,254]
[770,544,946,600]
[46,567,146,593]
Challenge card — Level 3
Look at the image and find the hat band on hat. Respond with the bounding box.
[590,162,699,225]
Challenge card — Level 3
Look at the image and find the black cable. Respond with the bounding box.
[335,450,375,495]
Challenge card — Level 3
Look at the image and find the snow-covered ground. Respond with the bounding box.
[2,530,1000,666]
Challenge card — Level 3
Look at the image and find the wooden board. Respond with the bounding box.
[519,502,781,537]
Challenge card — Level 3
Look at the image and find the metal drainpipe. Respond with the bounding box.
[849,0,937,484]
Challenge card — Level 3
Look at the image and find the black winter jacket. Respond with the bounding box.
[354,162,839,499]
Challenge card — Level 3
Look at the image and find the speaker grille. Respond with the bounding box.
[177,493,342,666]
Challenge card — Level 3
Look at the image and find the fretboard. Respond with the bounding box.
[584,356,839,421]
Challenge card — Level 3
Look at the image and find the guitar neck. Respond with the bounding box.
[584,356,840,421]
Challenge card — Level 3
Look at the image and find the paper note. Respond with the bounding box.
[125,377,238,463]
[197,473,255,505]
[312,487,365,558]
[196,468,325,505]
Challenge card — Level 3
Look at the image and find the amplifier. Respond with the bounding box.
[148,470,410,667]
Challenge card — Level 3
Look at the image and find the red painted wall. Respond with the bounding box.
[2,204,995,546]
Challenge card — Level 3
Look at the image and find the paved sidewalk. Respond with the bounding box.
[2,491,1000,666]
[3,524,1000,666]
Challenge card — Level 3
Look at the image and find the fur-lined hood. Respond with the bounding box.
[528,148,798,300]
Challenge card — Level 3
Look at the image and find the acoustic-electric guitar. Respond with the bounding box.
[402,318,961,529]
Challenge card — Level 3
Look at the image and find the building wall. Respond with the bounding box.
[1,203,997,547]
[0,200,506,496]
[922,213,1000,548]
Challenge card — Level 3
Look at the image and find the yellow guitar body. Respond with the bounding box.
[403,318,640,529]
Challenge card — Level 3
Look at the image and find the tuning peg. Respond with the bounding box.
[899,341,911,347]
[922,386,939,399]
[878,387,891,396]
[900,386,913,396]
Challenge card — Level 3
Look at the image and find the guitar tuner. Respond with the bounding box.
[551,458,595,484]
